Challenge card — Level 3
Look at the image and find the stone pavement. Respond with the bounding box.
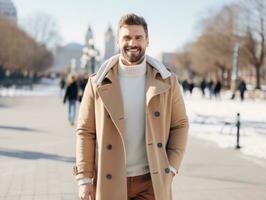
[174,138,266,200]
[0,96,266,200]
[0,96,78,200]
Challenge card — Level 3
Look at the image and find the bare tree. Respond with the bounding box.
[22,12,62,48]
[239,0,266,89]
[0,17,54,74]
[0,17,33,71]
[31,44,54,72]
[175,44,196,78]
[190,4,251,87]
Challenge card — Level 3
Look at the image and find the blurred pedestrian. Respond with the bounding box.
[238,78,247,101]
[63,74,79,125]
[207,79,214,99]
[78,74,88,102]
[181,79,189,94]
[59,75,66,96]
[60,76,66,90]
[214,80,222,98]
[200,78,206,97]
[188,78,194,95]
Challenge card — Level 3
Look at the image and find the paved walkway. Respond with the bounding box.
[0,96,78,200]
[0,96,265,200]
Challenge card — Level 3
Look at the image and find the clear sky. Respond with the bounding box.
[13,0,234,58]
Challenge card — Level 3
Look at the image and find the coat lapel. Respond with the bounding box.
[146,64,170,105]
[96,63,171,141]
[96,64,125,141]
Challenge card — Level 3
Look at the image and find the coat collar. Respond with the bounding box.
[94,54,171,85]
[145,63,171,105]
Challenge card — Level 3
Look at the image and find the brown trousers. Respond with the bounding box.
[127,173,155,200]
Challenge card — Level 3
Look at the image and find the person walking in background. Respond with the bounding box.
[238,78,247,101]
[181,79,189,94]
[74,13,189,200]
[60,76,66,90]
[213,80,222,98]
[63,74,79,125]
[200,78,206,97]
[207,79,214,99]
[78,74,88,102]
[188,78,194,95]
[59,75,66,96]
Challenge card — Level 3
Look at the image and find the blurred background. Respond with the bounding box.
[0,0,266,200]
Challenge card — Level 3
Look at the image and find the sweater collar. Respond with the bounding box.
[118,56,147,77]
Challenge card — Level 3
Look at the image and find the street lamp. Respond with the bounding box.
[80,38,99,74]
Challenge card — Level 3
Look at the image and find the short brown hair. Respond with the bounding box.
[118,13,148,36]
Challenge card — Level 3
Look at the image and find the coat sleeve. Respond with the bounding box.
[166,75,189,173]
[74,76,96,180]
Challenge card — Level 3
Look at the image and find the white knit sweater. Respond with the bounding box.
[118,56,149,177]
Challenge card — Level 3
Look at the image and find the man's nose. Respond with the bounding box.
[128,39,137,46]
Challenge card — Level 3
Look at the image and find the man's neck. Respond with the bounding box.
[120,55,145,66]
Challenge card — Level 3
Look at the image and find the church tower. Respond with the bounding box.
[104,25,115,60]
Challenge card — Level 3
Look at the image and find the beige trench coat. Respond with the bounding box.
[74,62,189,200]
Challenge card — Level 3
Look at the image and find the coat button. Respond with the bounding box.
[107,144,112,150]
[154,111,160,117]
[106,174,112,180]
[157,143,163,148]
[165,168,170,174]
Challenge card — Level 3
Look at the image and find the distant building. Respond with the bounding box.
[0,0,17,22]
[104,25,116,60]
[82,25,101,73]
[52,43,83,73]
[85,26,93,44]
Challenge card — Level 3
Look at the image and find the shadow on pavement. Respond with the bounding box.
[0,103,10,108]
[183,173,264,185]
[0,125,45,133]
[0,149,75,163]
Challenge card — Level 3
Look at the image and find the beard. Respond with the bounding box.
[121,46,145,64]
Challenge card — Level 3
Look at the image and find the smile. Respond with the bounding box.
[126,48,140,52]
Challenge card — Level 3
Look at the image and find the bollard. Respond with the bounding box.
[235,113,241,149]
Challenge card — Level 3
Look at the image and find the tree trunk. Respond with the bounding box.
[255,64,261,89]
[226,68,231,89]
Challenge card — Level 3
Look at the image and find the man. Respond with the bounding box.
[63,74,79,125]
[238,78,247,101]
[73,13,189,200]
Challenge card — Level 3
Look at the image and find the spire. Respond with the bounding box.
[104,25,116,60]
[85,25,93,44]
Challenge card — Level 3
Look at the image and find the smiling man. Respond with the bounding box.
[74,13,189,200]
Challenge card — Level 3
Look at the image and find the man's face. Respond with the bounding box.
[117,25,149,64]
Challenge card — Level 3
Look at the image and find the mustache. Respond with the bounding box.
[124,46,140,50]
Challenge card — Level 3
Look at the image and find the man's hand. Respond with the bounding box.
[79,184,95,200]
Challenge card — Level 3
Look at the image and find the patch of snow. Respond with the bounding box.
[185,88,266,160]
